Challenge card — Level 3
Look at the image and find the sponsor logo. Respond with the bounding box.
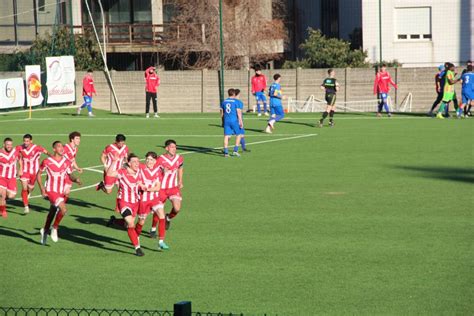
[5,81,16,104]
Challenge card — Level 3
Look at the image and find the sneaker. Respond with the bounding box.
[329,121,335,127]
[318,121,323,128]
[264,126,272,134]
[106,215,116,227]
[149,229,157,239]
[436,113,445,119]
[24,206,29,214]
[50,227,59,242]
[88,112,95,117]
[257,113,262,117]
[264,112,269,116]
[95,181,104,191]
[135,247,145,257]
[231,151,241,157]
[154,113,160,118]
[242,148,251,152]
[376,112,382,117]
[40,228,48,245]
[158,241,170,250]
[387,113,392,118]
[165,214,171,230]
[224,153,230,158]
[146,114,150,118]
[76,107,81,115]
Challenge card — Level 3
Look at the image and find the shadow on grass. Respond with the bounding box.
[393,165,474,184]
[0,226,43,245]
[279,120,316,128]
[66,198,112,212]
[174,144,223,156]
[8,199,50,214]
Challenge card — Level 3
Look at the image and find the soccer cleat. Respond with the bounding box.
[387,113,392,118]
[24,206,29,214]
[76,107,81,115]
[158,241,170,250]
[224,153,230,158]
[257,113,262,117]
[264,112,269,116]
[154,113,160,118]
[146,114,150,118]
[376,112,382,117]
[329,121,335,127]
[436,113,445,119]
[50,228,59,242]
[264,126,272,134]
[95,181,105,191]
[318,121,323,128]
[242,148,251,153]
[40,228,48,245]
[88,112,95,117]
[135,247,145,257]
[149,229,157,239]
[106,215,116,227]
[165,214,171,230]
[231,151,241,157]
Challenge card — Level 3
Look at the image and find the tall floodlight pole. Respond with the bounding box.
[219,0,225,103]
[379,0,382,63]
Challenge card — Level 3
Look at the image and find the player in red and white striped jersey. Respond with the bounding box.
[106,153,145,256]
[17,134,51,214]
[150,139,184,232]
[63,131,83,201]
[96,134,129,194]
[37,141,82,245]
[0,138,20,218]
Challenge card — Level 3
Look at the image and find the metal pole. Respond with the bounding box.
[68,0,75,55]
[219,0,225,103]
[98,0,107,64]
[378,0,382,63]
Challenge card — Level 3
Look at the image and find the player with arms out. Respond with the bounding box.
[461,64,474,118]
[318,69,340,127]
[436,63,460,119]
[220,89,244,157]
[150,140,184,233]
[373,64,397,117]
[0,138,19,218]
[265,74,285,133]
[251,65,268,116]
[96,134,129,194]
[38,141,82,245]
[63,131,83,202]
[17,134,50,214]
[107,153,145,256]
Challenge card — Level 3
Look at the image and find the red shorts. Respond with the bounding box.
[138,198,161,218]
[118,200,139,217]
[104,174,117,190]
[0,177,17,194]
[64,176,73,190]
[158,187,182,206]
[46,192,65,207]
[20,172,37,187]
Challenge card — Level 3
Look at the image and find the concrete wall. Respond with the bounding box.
[2,67,447,113]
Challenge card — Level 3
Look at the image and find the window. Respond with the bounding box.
[395,7,431,41]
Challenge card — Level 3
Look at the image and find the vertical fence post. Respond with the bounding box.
[174,301,192,316]
[247,68,251,112]
[201,69,206,113]
[296,67,301,101]
[344,68,348,112]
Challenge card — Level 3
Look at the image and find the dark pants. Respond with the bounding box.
[146,92,157,114]
[430,91,443,112]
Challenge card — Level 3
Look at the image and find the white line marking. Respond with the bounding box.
[2,133,311,138]
[26,183,100,200]
[0,105,76,116]
[82,168,104,174]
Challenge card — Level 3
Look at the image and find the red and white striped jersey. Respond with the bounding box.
[0,147,19,179]
[157,154,183,189]
[139,163,163,202]
[17,144,46,175]
[117,168,141,204]
[63,143,78,163]
[103,144,129,171]
[39,157,72,194]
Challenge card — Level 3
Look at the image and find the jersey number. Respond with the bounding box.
[225,103,232,114]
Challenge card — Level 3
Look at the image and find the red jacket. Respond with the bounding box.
[82,74,96,96]
[145,67,160,93]
[251,75,267,94]
[373,71,397,94]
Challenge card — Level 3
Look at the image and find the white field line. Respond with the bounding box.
[2,133,312,138]
[0,105,76,116]
[22,133,317,201]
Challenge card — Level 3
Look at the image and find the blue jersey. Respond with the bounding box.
[221,98,242,123]
[269,82,282,107]
[461,72,474,93]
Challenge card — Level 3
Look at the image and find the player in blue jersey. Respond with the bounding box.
[265,74,285,133]
[220,89,244,157]
[234,89,250,152]
[461,65,474,118]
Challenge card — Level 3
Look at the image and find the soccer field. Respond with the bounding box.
[0,109,472,315]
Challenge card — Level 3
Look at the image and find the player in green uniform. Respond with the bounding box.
[437,63,460,119]
[318,69,340,127]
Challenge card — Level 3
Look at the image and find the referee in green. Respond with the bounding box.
[319,69,340,127]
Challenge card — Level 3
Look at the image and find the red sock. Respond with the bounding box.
[135,222,143,236]
[114,218,126,227]
[44,206,56,229]
[158,218,166,240]
[64,196,69,203]
[115,198,120,212]
[52,211,65,229]
[127,227,139,247]
[168,209,178,219]
[21,190,29,206]
[0,205,6,217]
[151,213,159,229]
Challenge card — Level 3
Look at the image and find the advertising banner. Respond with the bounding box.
[0,78,25,109]
[46,56,76,104]
[25,65,43,106]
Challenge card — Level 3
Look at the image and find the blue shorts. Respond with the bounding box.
[255,92,267,103]
[462,91,474,104]
[83,96,92,104]
[223,121,243,136]
[271,105,284,116]
[378,93,388,102]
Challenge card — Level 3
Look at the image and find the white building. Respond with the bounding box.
[362,0,474,67]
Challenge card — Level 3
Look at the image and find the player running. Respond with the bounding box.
[220,88,244,157]
[251,65,268,116]
[63,131,83,202]
[436,63,460,119]
[0,138,19,218]
[77,69,97,117]
[17,134,50,214]
[38,141,82,245]
[461,65,474,118]
[96,134,129,194]
[150,140,183,233]
[318,69,340,127]
[373,64,397,117]
[106,153,145,256]
[265,74,285,133]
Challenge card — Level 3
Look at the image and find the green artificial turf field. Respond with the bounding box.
[0,109,472,315]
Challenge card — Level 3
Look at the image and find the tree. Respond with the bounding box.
[283,28,369,69]
[0,27,103,72]
[163,0,287,69]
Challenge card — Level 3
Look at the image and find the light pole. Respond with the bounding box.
[219,0,225,103]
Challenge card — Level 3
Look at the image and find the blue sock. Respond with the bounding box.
[233,145,239,153]
[240,138,246,150]
[87,104,92,112]
[224,148,229,154]
[257,103,261,113]
[263,103,267,112]
[383,103,389,113]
